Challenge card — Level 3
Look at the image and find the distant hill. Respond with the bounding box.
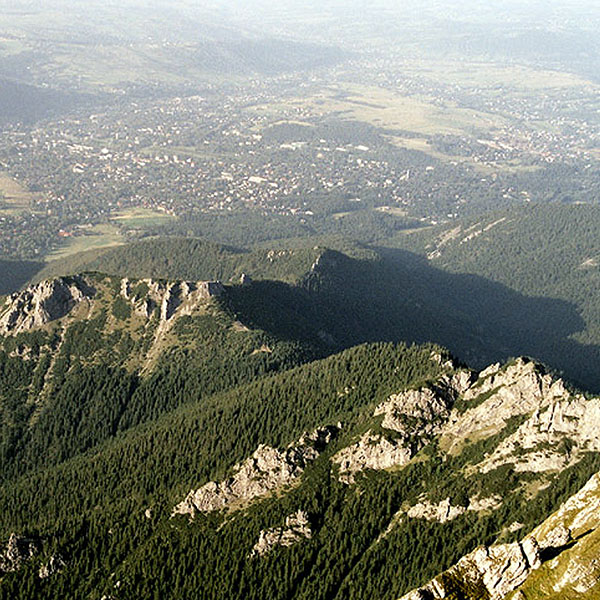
[33,238,325,285]
[30,232,600,391]
[0,79,91,125]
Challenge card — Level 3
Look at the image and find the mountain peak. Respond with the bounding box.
[0,275,95,336]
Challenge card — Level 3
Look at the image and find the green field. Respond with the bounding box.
[111,207,177,229]
[45,223,125,261]
[44,209,176,261]
[401,59,596,90]
[256,82,509,137]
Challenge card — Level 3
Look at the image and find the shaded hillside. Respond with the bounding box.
[387,204,600,389]
[225,247,597,391]
[0,259,44,295]
[0,79,90,126]
[33,238,324,285]
[31,234,600,390]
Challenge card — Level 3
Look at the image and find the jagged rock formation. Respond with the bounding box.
[333,432,412,484]
[399,537,541,600]
[478,392,600,474]
[250,510,312,558]
[173,426,338,516]
[119,277,224,321]
[0,533,38,575]
[329,357,597,486]
[510,473,600,598]
[333,371,472,483]
[0,276,94,335]
[120,277,226,373]
[375,371,471,437]
[399,473,600,600]
[429,358,600,475]
[534,473,600,545]
[441,358,568,455]
[406,495,501,523]
[38,554,66,579]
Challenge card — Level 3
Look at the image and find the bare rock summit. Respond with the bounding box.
[0,275,94,335]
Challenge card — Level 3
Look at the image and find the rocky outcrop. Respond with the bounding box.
[0,276,94,336]
[240,273,252,286]
[400,537,541,600]
[507,472,600,598]
[250,510,312,558]
[441,358,570,454]
[120,278,224,321]
[478,394,600,474]
[400,473,600,600]
[374,373,470,438]
[173,427,338,516]
[0,533,38,574]
[406,495,501,523]
[333,372,473,483]
[38,554,66,579]
[533,472,600,544]
[332,432,412,484]
[407,498,468,523]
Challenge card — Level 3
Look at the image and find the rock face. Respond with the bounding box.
[399,473,600,600]
[240,273,252,287]
[515,473,600,598]
[406,495,501,523]
[251,510,312,557]
[441,358,572,456]
[173,427,338,516]
[394,362,600,600]
[333,433,412,484]
[0,533,37,574]
[120,278,224,321]
[479,394,600,474]
[400,537,541,600]
[374,373,470,438]
[38,554,66,579]
[533,472,600,545]
[0,276,94,335]
[333,372,472,483]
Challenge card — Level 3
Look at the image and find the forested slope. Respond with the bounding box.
[1,258,600,598]
[32,238,324,286]
[1,333,599,599]
[26,233,600,390]
[388,203,600,390]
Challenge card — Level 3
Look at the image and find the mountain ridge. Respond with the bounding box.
[1,232,600,598]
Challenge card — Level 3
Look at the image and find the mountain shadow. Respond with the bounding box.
[0,259,45,295]
[224,247,600,391]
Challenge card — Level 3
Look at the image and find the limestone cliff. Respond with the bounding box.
[406,495,501,523]
[119,277,223,321]
[172,426,338,517]
[399,472,600,600]
[0,275,94,335]
[440,358,568,455]
[332,370,472,482]
[332,432,413,484]
[250,510,312,558]
[0,533,37,575]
